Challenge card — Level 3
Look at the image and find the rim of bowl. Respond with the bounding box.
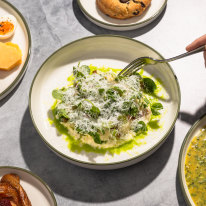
[178,113,206,206]
[0,166,57,206]
[77,0,167,28]
[0,0,31,99]
[29,34,181,166]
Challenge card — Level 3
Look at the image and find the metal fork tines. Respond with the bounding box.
[118,58,146,77]
[118,45,206,77]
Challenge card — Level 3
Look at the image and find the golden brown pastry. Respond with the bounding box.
[96,0,152,19]
[0,174,31,206]
[0,183,20,206]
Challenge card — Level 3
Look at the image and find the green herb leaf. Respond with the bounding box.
[88,132,102,144]
[57,109,69,120]
[121,101,138,117]
[90,105,100,119]
[73,66,85,79]
[72,105,78,110]
[132,72,142,78]
[78,100,100,119]
[143,78,157,93]
[80,65,90,74]
[52,89,64,100]
[106,88,116,101]
[130,93,142,100]
[112,129,118,137]
[106,87,124,101]
[151,103,163,116]
[117,115,127,122]
[76,83,87,97]
[130,104,138,117]
[113,86,124,96]
[151,108,160,116]
[152,103,163,109]
[115,76,124,82]
[134,121,148,134]
[76,126,85,134]
[98,88,105,95]
[122,101,131,114]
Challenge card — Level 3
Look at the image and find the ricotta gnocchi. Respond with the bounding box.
[52,65,163,149]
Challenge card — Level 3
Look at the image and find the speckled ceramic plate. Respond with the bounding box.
[29,35,180,170]
[77,0,167,31]
[178,114,206,206]
[0,166,57,206]
[0,0,31,100]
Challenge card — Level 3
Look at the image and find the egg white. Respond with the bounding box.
[0,15,17,40]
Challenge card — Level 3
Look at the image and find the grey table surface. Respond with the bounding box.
[1,0,206,205]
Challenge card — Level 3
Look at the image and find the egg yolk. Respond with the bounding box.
[0,21,14,35]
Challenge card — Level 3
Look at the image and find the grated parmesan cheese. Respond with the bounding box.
[52,65,162,149]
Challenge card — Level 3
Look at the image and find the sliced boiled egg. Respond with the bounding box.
[0,15,17,40]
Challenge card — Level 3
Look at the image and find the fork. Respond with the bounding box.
[118,45,206,77]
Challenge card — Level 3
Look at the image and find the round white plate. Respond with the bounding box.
[29,35,180,170]
[77,0,167,31]
[0,166,57,206]
[0,0,31,100]
[178,114,206,206]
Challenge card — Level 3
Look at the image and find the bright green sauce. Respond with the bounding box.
[50,65,164,154]
[51,108,148,155]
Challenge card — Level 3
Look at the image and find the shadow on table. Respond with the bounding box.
[176,169,187,206]
[0,78,23,108]
[178,100,206,125]
[20,107,174,203]
[72,0,167,38]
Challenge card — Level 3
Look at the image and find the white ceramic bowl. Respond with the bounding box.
[0,166,57,206]
[178,114,206,206]
[77,0,167,31]
[0,0,31,100]
[29,35,180,170]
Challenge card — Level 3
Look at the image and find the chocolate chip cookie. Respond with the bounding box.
[96,0,152,19]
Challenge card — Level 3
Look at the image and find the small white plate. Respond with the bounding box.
[178,114,206,206]
[0,0,31,100]
[29,35,180,170]
[0,166,57,206]
[77,0,167,31]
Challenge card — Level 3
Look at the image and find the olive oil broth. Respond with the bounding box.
[185,128,206,206]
